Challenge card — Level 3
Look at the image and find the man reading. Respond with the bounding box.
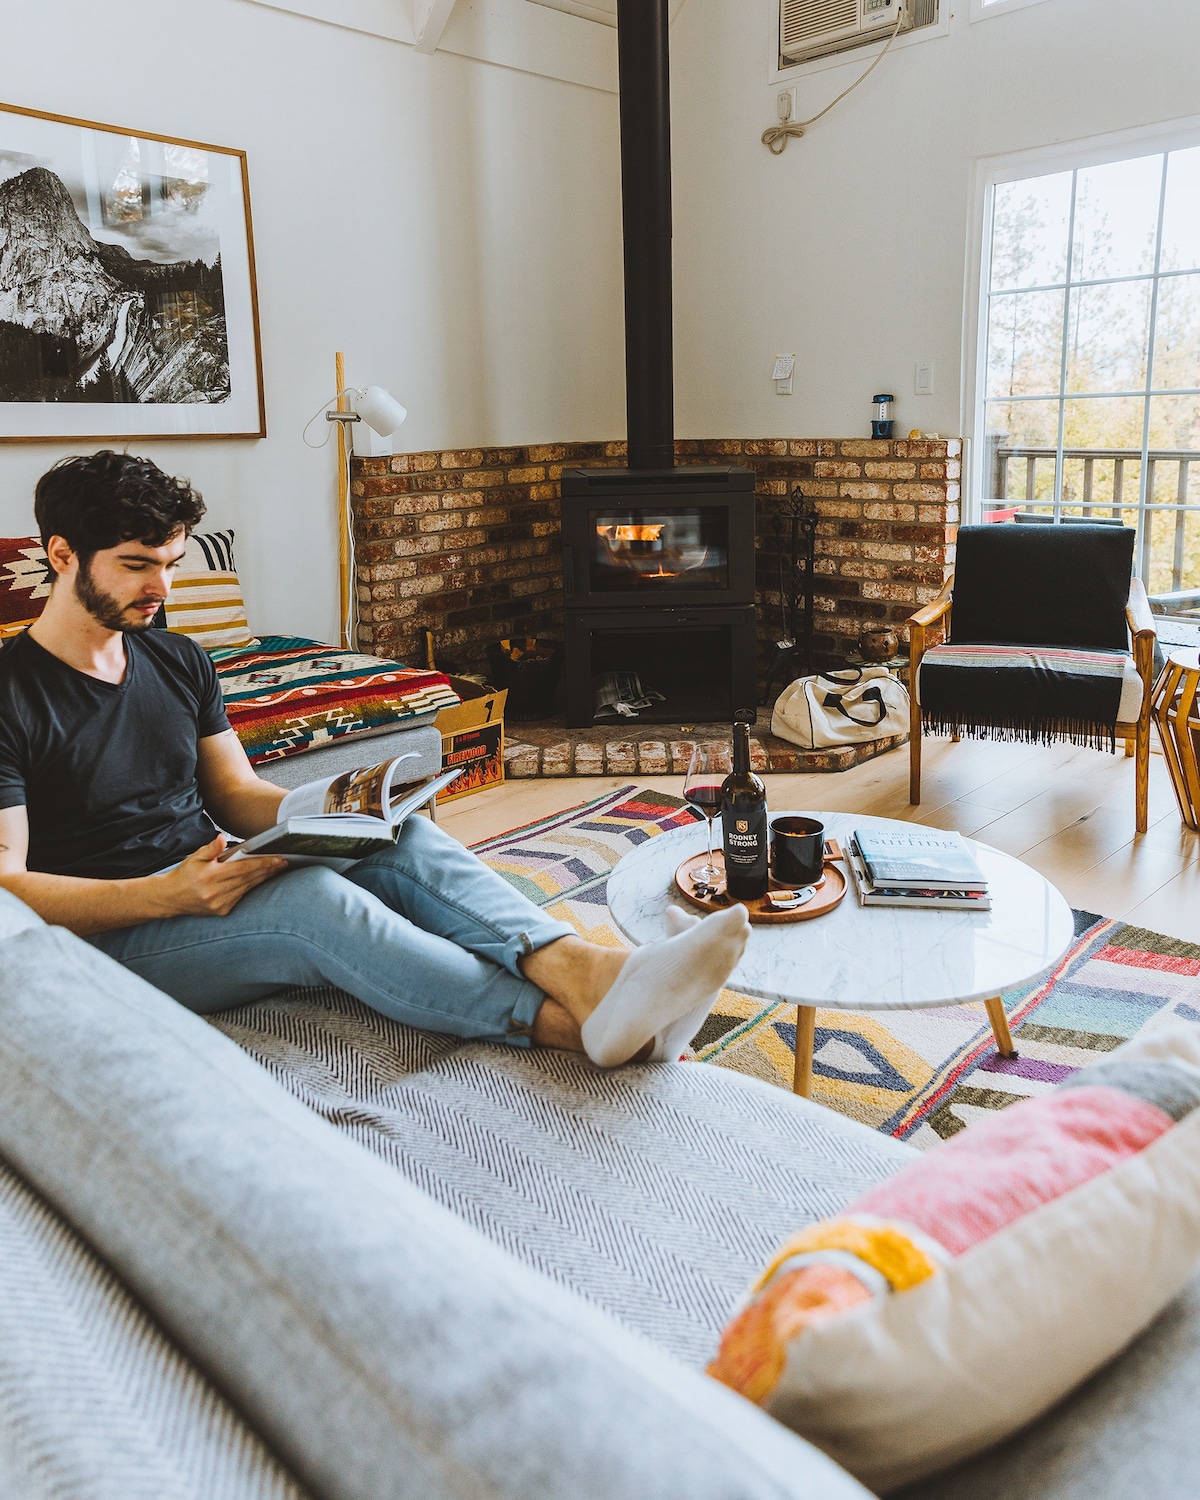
[0,452,749,1066]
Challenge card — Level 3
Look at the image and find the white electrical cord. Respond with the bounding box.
[301,387,360,448]
[762,5,906,155]
[342,429,357,651]
[301,387,361,646]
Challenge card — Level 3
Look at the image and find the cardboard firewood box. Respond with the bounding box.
[435,677,507,803]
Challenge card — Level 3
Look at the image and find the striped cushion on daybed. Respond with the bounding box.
[212,636,460,764]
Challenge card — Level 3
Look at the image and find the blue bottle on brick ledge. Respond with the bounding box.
[721,720,769,901]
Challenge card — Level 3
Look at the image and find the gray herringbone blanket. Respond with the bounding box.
[209,986,914,1366]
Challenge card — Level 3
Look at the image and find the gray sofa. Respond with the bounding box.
[0,886,1197,1500]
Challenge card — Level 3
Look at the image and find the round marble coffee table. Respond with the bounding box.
[606,809,1075,1098]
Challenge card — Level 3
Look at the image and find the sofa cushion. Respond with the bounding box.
[0,888,43,943]
[0,1156,307,1500]
[0,923,873,1500]
[212,985,918,1367]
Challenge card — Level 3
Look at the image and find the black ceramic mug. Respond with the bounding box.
[770,815,826,886]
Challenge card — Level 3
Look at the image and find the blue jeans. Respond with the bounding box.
[89,816,576,1046]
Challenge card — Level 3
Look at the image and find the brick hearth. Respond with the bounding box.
[501,722,906,778]
[349,436,960,684]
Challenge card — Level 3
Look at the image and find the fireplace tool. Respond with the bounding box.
[761,485,819,707]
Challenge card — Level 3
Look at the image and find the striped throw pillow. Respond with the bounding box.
[183,528,237,572]
[164,570,258,651]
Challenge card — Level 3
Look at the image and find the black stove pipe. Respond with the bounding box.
[616,0,674,472]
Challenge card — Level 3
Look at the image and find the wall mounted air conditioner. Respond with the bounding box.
[780,0,937,66]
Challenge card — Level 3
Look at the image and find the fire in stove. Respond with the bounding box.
[594,518,711,579]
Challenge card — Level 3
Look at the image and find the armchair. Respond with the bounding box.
[907,525,1156,833]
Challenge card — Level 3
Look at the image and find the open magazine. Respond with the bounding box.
[221,754,462,867]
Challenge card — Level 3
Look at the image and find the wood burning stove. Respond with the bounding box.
[561,464,757,726]
[561,0,758,727]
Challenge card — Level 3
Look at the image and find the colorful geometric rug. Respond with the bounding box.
[473,785,1200,1150]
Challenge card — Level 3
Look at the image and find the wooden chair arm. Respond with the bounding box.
[908,573,954,632]
[1126,576,1156,641]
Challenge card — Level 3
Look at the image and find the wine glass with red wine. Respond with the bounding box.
[683,742,730,889]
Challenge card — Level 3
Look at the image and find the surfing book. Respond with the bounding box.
[222,756,462,866]
[852,826,988,892]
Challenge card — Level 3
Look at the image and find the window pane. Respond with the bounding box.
[986,289,1065,398]
[1062,395,1145,451]
[1151,272,1200,391]
[1059,453,1140,520]
[1148,393,1200,450]
[982,400,1059,508]
[1161,147,1200,273]
[1065,278,1152,393]
[1072,155,1163,282]
[990,172,1072,290]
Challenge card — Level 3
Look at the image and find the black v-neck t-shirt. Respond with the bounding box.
[0,630,231,879]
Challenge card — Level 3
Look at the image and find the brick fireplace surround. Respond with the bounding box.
[349,436,959,770]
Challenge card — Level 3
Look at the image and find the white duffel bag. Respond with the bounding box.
[771,666,909,749]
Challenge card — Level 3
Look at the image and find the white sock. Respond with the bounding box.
[581,904,750,1068]
[648,907,720,1062]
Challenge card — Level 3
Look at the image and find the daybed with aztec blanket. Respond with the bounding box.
[3,859,1200,1499]
[211,635,458,789]
[908,523,1157,832]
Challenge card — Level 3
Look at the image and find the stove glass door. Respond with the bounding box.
[588,507,729,593]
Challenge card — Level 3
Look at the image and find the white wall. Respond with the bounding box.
[669,0,1200,468]
[0,0,624,640]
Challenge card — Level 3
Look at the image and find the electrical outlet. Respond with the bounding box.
[776,86,797,123]
[914,360,935,396]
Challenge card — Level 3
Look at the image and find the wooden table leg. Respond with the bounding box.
[793,1005,817,1097]
[984,996,1017,1058]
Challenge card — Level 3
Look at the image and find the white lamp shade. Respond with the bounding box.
[353,385,407,437]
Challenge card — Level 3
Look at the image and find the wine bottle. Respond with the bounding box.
[721,720,769,900]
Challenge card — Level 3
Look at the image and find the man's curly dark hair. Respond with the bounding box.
[34,451,206,563]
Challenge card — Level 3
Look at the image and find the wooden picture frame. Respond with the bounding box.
[0,100,265,441]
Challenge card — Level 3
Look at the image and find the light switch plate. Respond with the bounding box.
[914,360,935,396]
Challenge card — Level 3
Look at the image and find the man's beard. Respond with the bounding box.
[74,560,161,633]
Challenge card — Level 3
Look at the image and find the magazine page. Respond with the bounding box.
[276,752,421,822]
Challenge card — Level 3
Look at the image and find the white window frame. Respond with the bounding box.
[969,0,1055,23]
[962,115,1200,529]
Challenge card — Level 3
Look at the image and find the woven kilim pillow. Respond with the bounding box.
[0,536,50,639]
[708,1021,1200,1492]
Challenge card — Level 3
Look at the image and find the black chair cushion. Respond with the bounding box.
[951,524,1134,651]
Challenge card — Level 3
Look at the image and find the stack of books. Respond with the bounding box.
[846,827,990,911]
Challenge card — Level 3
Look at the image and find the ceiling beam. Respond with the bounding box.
[412,0,458,51]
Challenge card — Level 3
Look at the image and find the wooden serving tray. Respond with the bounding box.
[674,841,847,925]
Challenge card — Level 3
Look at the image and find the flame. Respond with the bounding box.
[597,524,665,542]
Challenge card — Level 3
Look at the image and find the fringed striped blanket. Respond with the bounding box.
[211,636,459,764]
[918,643,1143,751]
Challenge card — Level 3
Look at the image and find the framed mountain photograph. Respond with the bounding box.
[0,102,265,440]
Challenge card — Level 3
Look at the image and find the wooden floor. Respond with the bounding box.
[438,735,1200,946]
